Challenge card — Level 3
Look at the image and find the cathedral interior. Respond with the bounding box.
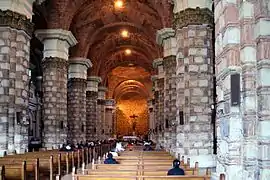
[0,0,270,179]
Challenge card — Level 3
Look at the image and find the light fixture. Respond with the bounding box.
[114,0,124,9]
[125,49,131,55]
[121,30,129,38]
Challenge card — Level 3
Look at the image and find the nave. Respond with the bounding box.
[0,142,226,180]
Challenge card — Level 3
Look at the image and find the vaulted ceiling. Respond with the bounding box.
[35,0,173,99]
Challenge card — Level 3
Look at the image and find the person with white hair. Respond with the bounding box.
[115,141,125,152]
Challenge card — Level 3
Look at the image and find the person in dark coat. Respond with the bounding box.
[167,159,185,175]
[104,153,118,164]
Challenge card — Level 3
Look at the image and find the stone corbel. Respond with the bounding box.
[156,28,177,57]
[35,29,78,60]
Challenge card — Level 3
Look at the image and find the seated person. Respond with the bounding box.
[127,141,133,151]
[143,144,153,151]
[104,153,118,164]
[115,141,125,152]
[109,148,119,157]
[167,159,185,175]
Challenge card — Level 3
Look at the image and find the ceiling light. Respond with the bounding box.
[114,0,124,9]
[125,49,131,55]
[121,30,129,38]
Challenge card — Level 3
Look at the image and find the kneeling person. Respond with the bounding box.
[104,153,118,164]
[167,159,185,175]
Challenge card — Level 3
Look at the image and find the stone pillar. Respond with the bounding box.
[98,86,107,140]
[67,58,92,144]
[255,2,270,179]
[35,29,77,148]
[0,0,34,155]
[147,99,155,141]
[105,99,115,138]
[86,76,101,140]
[152,58,165,146]
[214,0,247,179]
[156,28,177,153]
[151,75,158,143]
[174,0,215,168]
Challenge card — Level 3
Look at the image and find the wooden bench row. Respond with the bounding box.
[72,174,226,180]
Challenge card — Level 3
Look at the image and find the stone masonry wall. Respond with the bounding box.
[67,78,87,143]
[86,91,98,140]
[42,57,68,148]
[174,8,215,168]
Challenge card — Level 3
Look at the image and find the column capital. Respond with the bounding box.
[68,58,92,80]
[156,28,175,46]
[152,58,164,69]
[86,76,102,92]
[0,0,34,20]
[35,29,78,60]
[98,86,107,92]
[87,76,102,83]
[98,86,107,100]
[0,10,34,36]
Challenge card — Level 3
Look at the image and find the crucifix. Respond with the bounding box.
[130,114,138,132]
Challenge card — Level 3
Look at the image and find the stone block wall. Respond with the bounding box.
[86,91,98,140]
[67,78,87,143]
[0,26,31,154]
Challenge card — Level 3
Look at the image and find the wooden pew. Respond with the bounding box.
[73,174,226,180]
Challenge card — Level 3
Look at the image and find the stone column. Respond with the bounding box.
[105,99,115,138]
[98,86,107,140]
[35,29,77,148]
[156,28,177,153]
[152,58,165,146]
[174,0,215,168]
[147,99,155,141]
[0,0,34,155]
[214,0,248,179]
[86,76,101,140]
[67,58,92,144]
[255,2,270,179]
[151,75,158,143]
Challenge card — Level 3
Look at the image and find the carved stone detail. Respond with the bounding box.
[173,8,214,29]
[0,10,33,36]
[42,57,68,70]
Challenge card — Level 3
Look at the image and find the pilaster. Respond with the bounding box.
[86,76,101,140]
[35,29,77,148]
[0,6,34,155]
[98,86,107,140]
[105,99,115,137]
[67,58,92,143]
[174,0,215,168]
